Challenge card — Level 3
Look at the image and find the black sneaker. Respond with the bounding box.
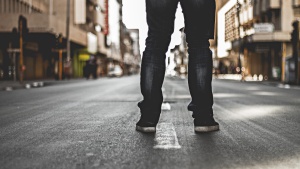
[136,119,156,133]
[194,117,219,132]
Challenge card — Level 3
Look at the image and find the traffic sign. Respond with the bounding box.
[52,49,67,53]
[7,48,20,53]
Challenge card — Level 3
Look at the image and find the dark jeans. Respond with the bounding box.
[138,0,216,124]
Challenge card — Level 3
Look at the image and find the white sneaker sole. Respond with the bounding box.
[194,125,219,132]
[136,125,156,133]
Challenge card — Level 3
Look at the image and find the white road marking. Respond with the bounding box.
[161,103,171,111]
[277,84,291,89]
[25,84,31,89]
[5,87,13,91]
[32,82,39,87]
[38,82,44,87]
[153,123,181,149]
[86,153,94,157]
[162,88,171,110]
[163,94,167,98]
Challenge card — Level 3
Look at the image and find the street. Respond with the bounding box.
[1,75,300,169]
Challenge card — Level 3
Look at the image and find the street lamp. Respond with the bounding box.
[95,25,102,32]
[236,0,243,76]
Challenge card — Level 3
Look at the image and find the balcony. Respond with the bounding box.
[19,0,50,13]
[0,13,87,46]
[248,31,291,42]
[267,0,280,9]
[246,23,290,42]
[294,0,300,7]
[261,0,280,11]
[254,0,280,16]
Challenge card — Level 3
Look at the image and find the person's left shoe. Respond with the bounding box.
[136,119,156,133]
[194,116,219,133]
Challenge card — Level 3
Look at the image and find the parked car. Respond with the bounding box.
[108,65,123,77]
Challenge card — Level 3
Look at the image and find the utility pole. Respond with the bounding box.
[66,0,71,62]
[297,24,300,85]
[292,20,299,84]
[19,17,23,83]
[18,16,28,83]
[52,34,66,80]
[119,0,125,75]
[236,0,243,79]
[7,27,20,81]
[58,34,63,80]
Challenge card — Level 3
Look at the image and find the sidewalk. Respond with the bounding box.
[0,78,86,91]
[214,74,300,90]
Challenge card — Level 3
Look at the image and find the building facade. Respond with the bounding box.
[211,0,229,69]
[0,0,141,80]
[218,0,300,82]
[123,28,141,75]
[0,0,109,80]
[168,28,188,77]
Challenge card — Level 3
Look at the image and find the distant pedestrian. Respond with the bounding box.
[136,0,219,133]
[84,56,97,79]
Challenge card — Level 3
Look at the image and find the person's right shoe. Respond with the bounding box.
[194,116,219,133]
[136,119,156,133]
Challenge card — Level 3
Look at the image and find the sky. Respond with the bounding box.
[122,0,184,56]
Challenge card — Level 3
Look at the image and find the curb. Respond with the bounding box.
[1,81,45,91]
[213,78,300,90]
[0,78,87,91]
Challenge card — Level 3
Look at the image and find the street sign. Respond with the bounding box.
[52,49,67,53]
[7,48,21,53]
[255,45,270,53]
[254,23,275,33]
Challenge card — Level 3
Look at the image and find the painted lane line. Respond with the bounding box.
[5,87,13,91]
[161,102,171,111]
[277,84,291,89]
[25,84,31,89]
[153,123,181,149]
[162,89,171,110]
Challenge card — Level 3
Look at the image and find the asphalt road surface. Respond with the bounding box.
[1,76,300,169]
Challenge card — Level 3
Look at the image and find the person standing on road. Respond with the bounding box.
[136,0,219,133]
